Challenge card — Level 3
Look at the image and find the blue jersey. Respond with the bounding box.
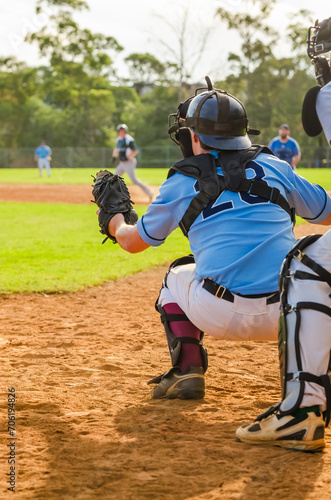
[34,145,51,158]
[268,137,300,165]
[137,151,331,295]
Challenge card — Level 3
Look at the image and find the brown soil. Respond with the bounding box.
[1,184,331,499]
[0,183,160,205]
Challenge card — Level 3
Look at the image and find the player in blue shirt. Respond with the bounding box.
[268,124,301,170]
[34,140,52,177]
[103,79,331,412]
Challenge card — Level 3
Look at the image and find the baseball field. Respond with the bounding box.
[1,167,331,499]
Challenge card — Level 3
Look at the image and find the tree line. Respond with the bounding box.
[0,0,328,157]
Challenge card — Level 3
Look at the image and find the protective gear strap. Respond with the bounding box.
[168,146,294,237]
[175,128,194,158]
[295,301,331,317]
[285,371,331,426]
[298,253,331,287]
[157,304,208,372]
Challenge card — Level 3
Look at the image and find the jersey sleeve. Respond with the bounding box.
[292,139,300,156]
[136,173,190,246]
[128,139,137,151]
[286,169,331,223]
[137,204,178,246]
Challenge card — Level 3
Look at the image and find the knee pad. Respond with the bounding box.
[278,235,331,425]
[155,254,195,305]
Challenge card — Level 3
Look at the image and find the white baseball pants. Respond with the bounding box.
[158,263,280,342]
[115,159,152,199]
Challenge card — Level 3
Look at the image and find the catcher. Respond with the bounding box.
[236,17,331,452]
[92,77,331,453]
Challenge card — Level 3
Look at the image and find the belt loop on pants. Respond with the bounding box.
[202,279,280,305]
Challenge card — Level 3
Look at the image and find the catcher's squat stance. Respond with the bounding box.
[92,77,331,451]
[237,18,331,452]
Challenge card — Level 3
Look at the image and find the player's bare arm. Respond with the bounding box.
[291,153,301,168]
[108,213,149,253]
[318,209,331,225]
[127,149,138,160]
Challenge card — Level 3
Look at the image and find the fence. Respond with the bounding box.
[0,146,183,169]
[0,145,330,169]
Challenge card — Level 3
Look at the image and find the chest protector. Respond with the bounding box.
[167,146,295,237]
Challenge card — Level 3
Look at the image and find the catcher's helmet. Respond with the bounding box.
[116,124,128,132]
[307,17,331,58]
[184,85,260,150]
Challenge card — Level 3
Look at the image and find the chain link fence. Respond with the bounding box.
[0,145,330,169]
[0,146,183,169]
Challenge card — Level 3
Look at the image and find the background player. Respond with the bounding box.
[34,140,52,177]
[236,18,331,452]
[99,78,331,407]
[268,124,301,170]
[113,124,153,202]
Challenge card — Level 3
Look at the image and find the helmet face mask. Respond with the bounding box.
[307,17,331,58]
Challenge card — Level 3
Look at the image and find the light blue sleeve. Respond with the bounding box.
[136,173,191,246]
[286,170,331,223]
[34,147,40,155]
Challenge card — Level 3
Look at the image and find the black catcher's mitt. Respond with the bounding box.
[92,170,138,243]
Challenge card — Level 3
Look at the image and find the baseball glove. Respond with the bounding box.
[92,169,138,244]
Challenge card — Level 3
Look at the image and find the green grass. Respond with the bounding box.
[0,202,190,293]
[296,168,331,189]
[1,166,329,294]
[0,167,331,189]
[0,168,168,185]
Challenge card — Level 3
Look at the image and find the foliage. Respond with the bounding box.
[125,53,166,85]
[0,0,327,155]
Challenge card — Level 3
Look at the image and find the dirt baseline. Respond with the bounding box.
[1,184,331,499]
[0,183,160,205]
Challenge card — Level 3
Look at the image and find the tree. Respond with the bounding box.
[0,58,41,147]
[125,53,166,85]
[22,0,130,146]
[147,3,215,100]
[27,1,123,77]
[215,0,277,84]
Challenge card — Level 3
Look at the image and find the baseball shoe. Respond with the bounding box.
[236,408,325,452]
[147,366,205,400]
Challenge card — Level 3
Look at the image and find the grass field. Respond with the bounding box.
[0,167,169,186]
[0,202,190,293]
[1,167,330,293]
[0,167,331,189]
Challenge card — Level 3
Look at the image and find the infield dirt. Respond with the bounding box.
[1,184,331,499]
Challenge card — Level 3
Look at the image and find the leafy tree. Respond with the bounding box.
[0,58,41,147]
[125,53,166,85]
[216,0,277,76]
[22,0,129,146]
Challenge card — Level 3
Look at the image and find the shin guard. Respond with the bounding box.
[156,303,208,372]
[277,235,331,426]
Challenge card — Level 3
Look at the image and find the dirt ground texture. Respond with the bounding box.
[1,184,331,500]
